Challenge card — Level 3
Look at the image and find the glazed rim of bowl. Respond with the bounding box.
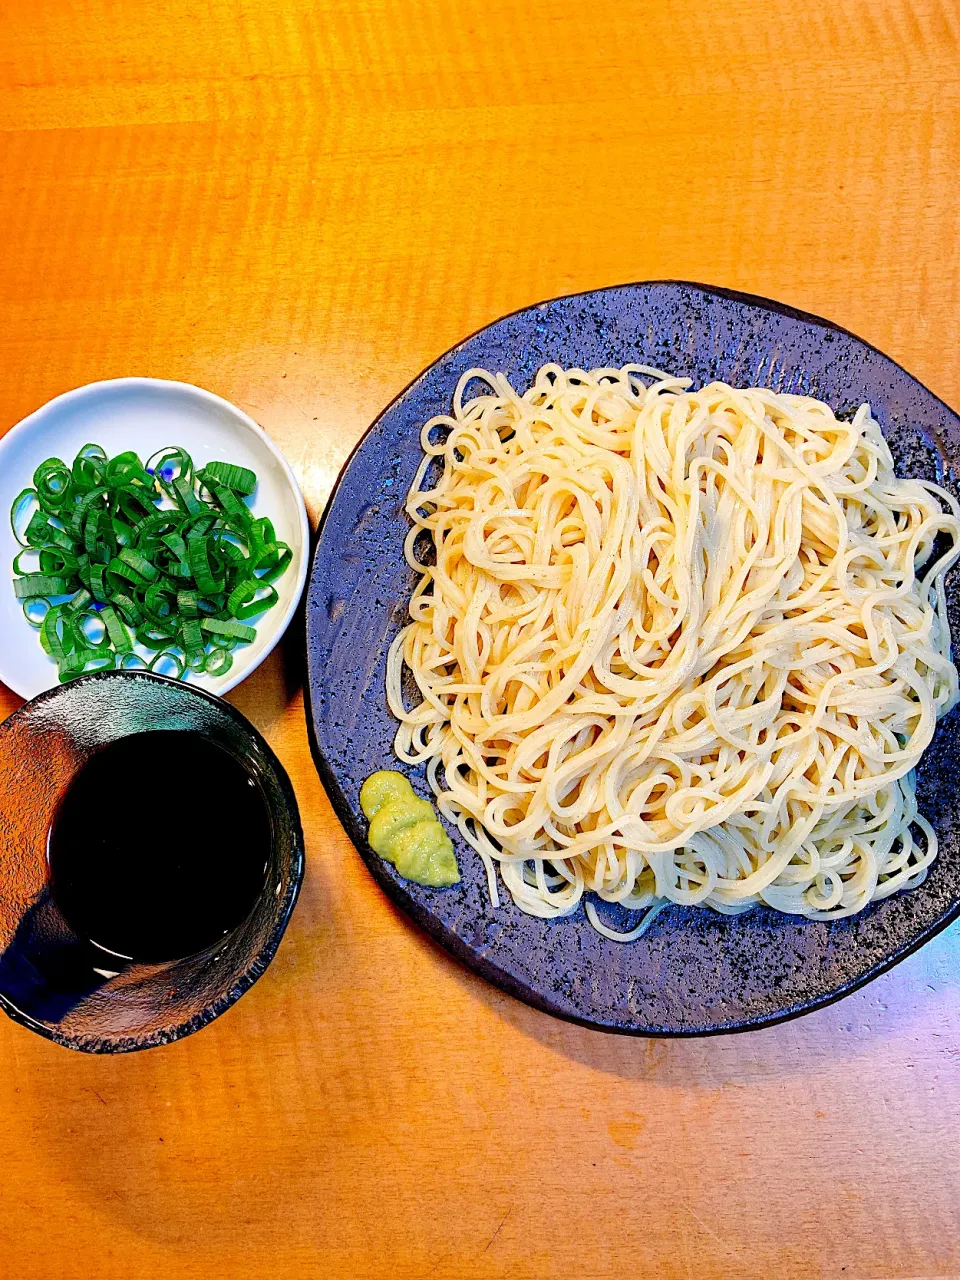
[0,669,305,1052]
[304,279,960,1036]
[0,376,310,700]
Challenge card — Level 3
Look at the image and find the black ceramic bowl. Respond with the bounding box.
[306,281,960,1036]
[0,670,304,1052]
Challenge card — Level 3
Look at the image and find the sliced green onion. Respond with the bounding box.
[105,451,153,489]
[136,512,182,547]
[14,574,75,599]
[187,534,223,594]
[25,509,57,546]
[171,475,203,516]
[107,555,145,587]
[201,617,256,643]
[72,444,107,494]
[69,488,109,540]
[40,607,69,663]
[144,581,175,621]
[11,442,291,683]
[216,536,247,567]
[200,460,257,496]
[119,652,149,671]
[116,486,157,523]
[118,547,159,582]
[176,589,199,617]
[204,648,234,675]
[59,649,115,682]
[249,516,277,550]
[79,611,110,649]
[66,588,93,615]
[112,514,134,546]
[12,548,39,575]
[47,524,78,554]
[88,563,108,601]
[22,597,51,628]
[34,458,73,509]
[83,508,103,555]
[146,446,193,485]
[96,507,118,555]
[159,528,188,557]
[100,604,132,652]
[181,616,204,652]
[39,548,78,577]
[227,578,279,620]
[10,489,40,546]
[135,624,178,651]
[112,592,143,626]
[150,650,185,679]
[207,481,252,526]
[254,542,292,583]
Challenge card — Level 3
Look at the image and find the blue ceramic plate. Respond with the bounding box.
[306,282,960,1035]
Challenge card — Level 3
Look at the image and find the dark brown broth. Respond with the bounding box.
[48,731,270,963]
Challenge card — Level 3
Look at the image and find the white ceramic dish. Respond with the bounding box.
[0,378,309,700]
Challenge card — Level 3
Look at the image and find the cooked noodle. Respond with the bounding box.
[386,364,960,931]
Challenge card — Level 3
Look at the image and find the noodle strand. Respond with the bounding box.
[387,366,960,929]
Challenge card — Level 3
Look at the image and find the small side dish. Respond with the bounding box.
[11,443,290,682]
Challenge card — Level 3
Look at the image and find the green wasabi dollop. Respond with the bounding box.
[359,770,460,887]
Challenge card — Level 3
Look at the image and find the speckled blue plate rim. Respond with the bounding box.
[319,279,960,488]
[0,670,305,1053]
[305,280,960,1037]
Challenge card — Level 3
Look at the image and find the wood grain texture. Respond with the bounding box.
[2,1,960,1276]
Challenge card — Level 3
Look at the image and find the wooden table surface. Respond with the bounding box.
[2,2,960,1277]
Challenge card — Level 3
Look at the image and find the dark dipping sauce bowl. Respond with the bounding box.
[0,670,304,1053]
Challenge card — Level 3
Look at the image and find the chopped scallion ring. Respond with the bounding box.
[10,444,290,682]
